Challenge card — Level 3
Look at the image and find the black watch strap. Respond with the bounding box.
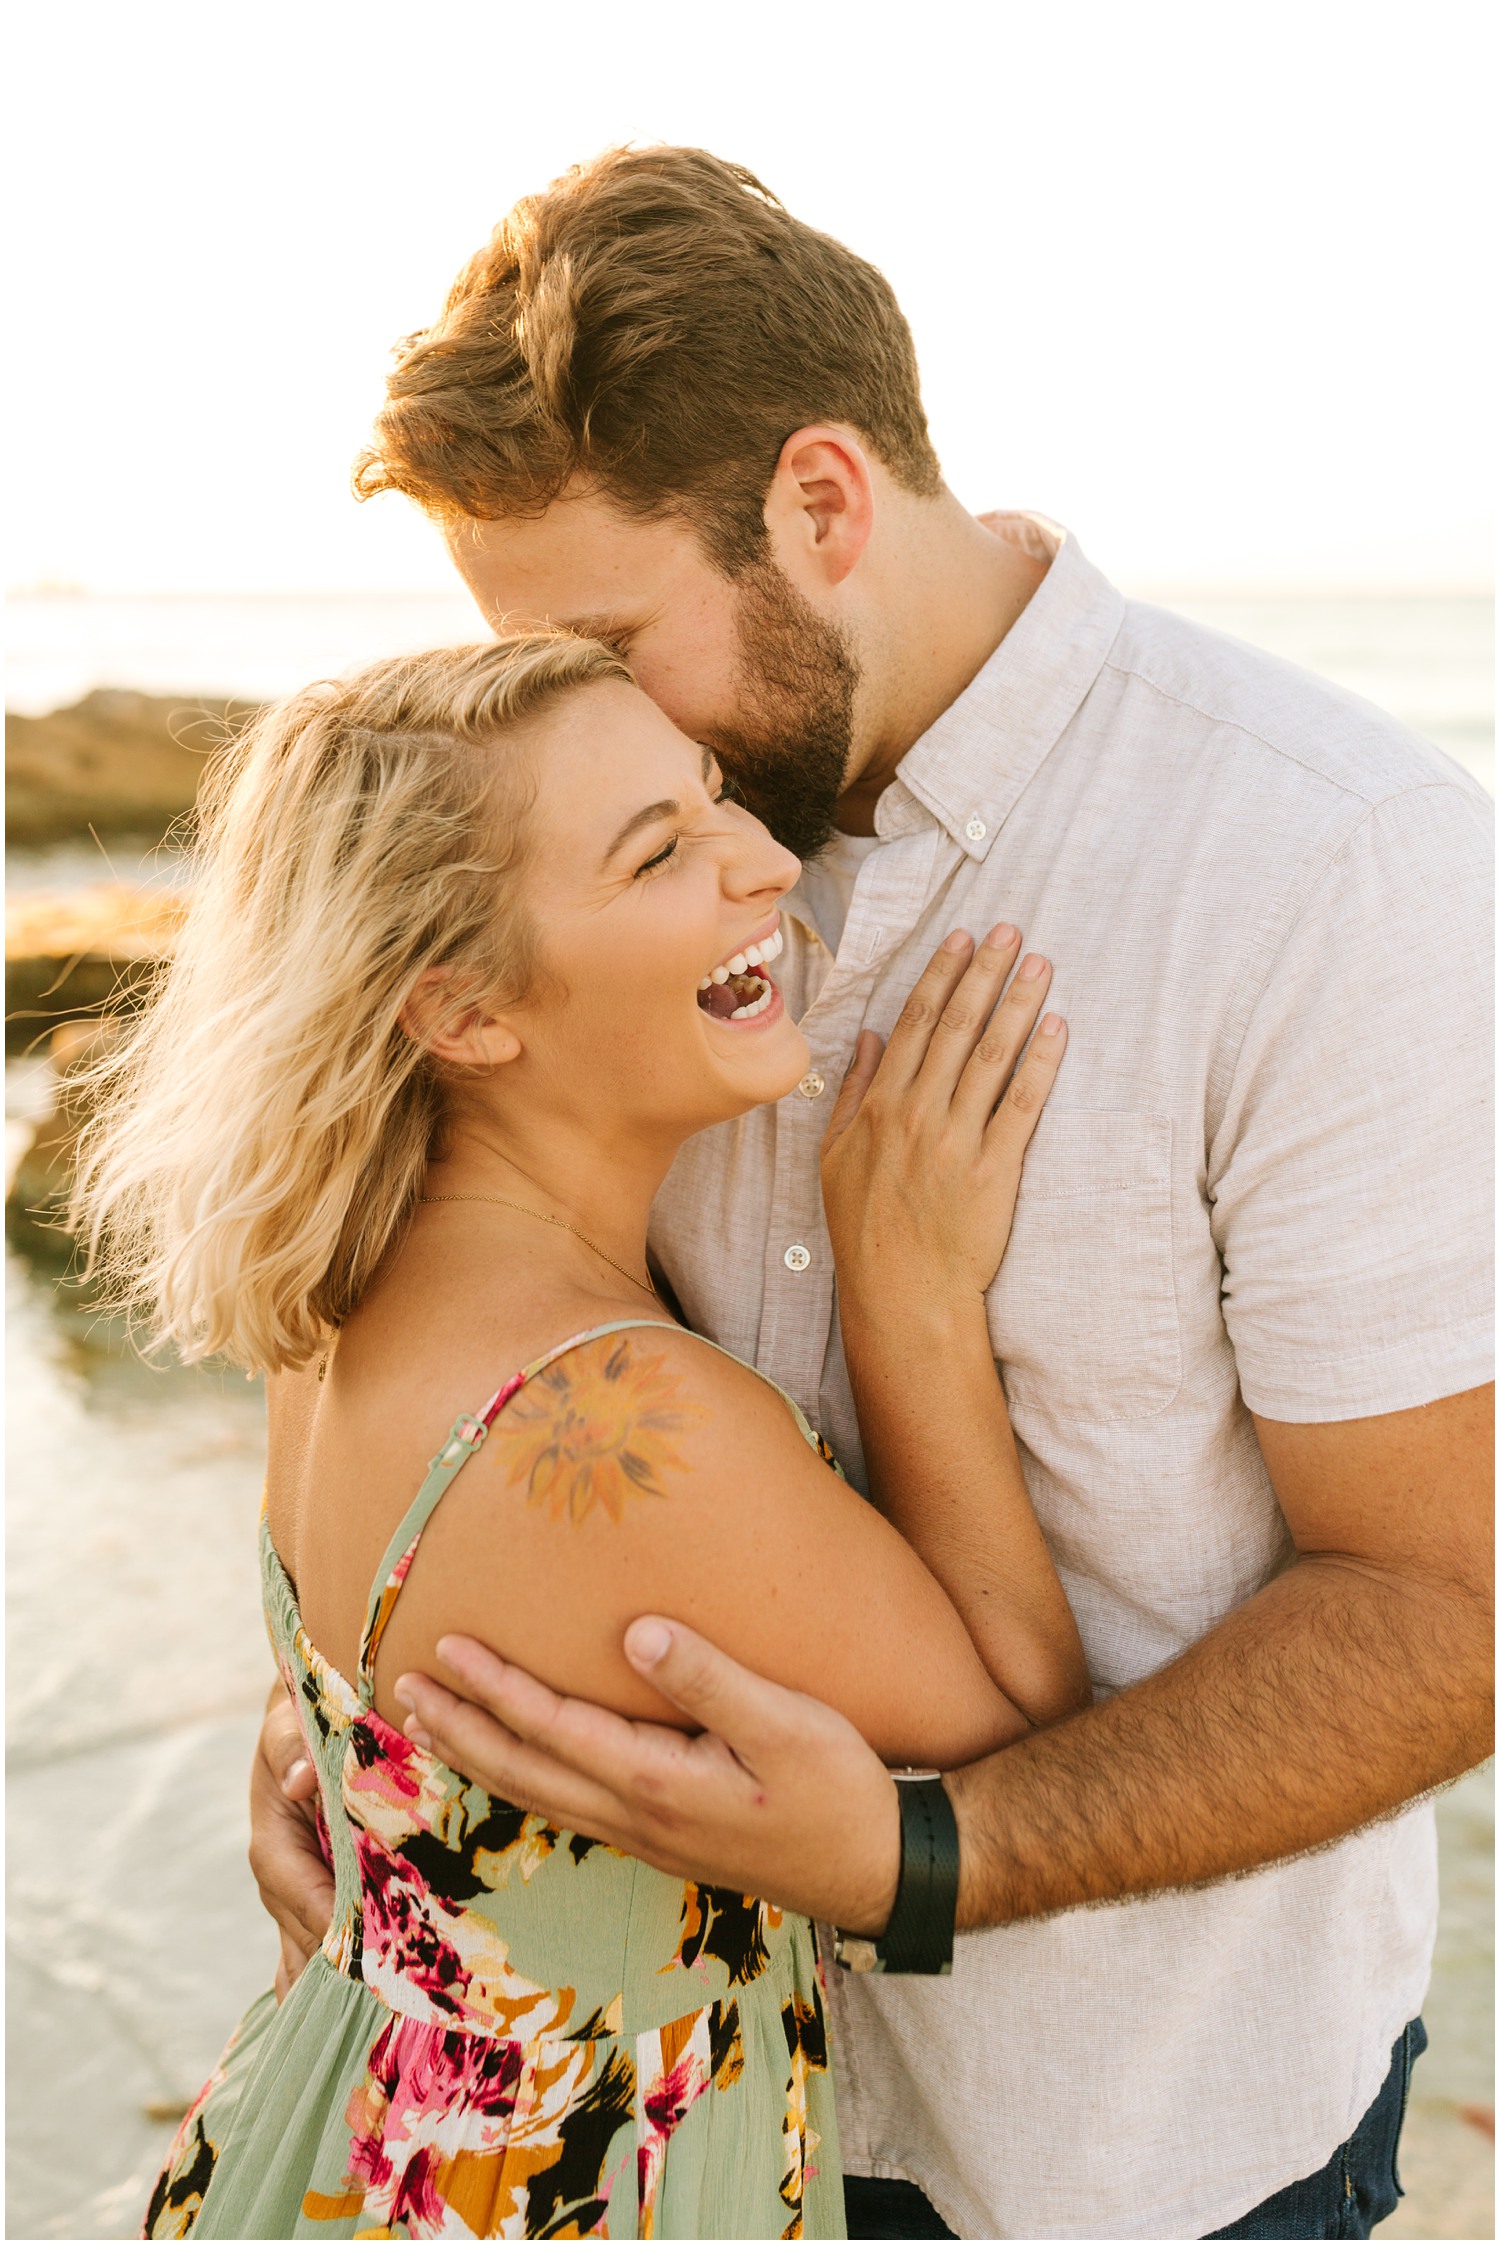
[834,1772,957,1975]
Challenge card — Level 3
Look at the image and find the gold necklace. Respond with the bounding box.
[420,1193,660,1302]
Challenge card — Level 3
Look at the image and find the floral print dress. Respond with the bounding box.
[145,1322,843,2241]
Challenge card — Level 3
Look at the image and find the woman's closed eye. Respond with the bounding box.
[632,777,744,878]
[634,835,680,877]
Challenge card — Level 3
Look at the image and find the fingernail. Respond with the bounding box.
[435,1637,467,1672]
[404,1717,433,1749]
[1019,954,1048,979]
[282,1758,310,1793]
[942,929,971,953]
[394,1684,414,1713]
[1041,1013,1064,1035]
[625,1618,672,1667]
[984,923,1019,950]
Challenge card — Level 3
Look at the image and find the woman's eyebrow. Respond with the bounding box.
[605,798,679,861]
[603,753,716,863]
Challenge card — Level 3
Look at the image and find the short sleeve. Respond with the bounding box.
[1209,781,1493,1421]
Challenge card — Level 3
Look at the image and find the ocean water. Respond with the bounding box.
[5,593,1494,2238]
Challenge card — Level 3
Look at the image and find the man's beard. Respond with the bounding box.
[708,558,861,862]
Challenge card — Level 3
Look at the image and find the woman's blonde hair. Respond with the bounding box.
[71,632,631,1376]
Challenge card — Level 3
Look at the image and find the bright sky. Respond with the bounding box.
[7,0,1493,595]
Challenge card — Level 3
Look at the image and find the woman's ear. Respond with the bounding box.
[400,969,523,1069]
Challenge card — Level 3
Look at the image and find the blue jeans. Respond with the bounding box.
[842,2018,1426,2241]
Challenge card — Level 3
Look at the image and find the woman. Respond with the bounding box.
[75,633,1086,2240]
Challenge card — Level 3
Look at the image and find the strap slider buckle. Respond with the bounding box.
[433,1414,488,1469]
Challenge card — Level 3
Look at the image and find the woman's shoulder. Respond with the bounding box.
[479,1318,821,1505]
[361,1311,861,1730]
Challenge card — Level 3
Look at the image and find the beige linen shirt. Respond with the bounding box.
[648,518,1494,2241]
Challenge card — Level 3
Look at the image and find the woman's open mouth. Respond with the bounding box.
[696,924,784,1022]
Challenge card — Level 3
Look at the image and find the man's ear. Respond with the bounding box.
[762,426,875,589]
[400,968,523,1070]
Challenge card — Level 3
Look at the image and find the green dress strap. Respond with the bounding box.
[354,1318,680,1706]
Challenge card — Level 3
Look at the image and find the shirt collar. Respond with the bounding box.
[875,516,1126,858]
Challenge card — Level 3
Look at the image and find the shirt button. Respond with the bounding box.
[965,814,988,843]
[783,1243,812,1273]
[797,1071,826,1099]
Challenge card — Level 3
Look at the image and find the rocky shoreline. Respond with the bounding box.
[6,884,185,1052]
[5,688,228,1235]
[6,686,257,846]
[4,890,181,1254]
[5,685,228,1051]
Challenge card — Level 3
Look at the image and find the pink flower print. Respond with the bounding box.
[356,1832,471,2017]
[335,2016,526,2237]
[635,2010,713,2238]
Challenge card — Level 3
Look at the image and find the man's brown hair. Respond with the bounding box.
[353,145,943,573]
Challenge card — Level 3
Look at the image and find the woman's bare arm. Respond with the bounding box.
[823,928,1091,1724]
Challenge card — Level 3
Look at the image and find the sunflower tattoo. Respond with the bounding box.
[504,1337,710,1525]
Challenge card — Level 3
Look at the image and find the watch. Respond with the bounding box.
[833,1769,958,1975]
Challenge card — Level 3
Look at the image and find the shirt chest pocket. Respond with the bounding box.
[985,1108,1182,1422]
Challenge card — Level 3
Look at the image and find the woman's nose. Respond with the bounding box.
[728,826,801,902]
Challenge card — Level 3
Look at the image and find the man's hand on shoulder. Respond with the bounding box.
[394,1621,902,1932]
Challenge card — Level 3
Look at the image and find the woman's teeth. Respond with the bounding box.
[694,925,783,1022]
[697,926,783,992]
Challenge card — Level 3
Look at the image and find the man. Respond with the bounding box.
[252,146,1493,2239]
